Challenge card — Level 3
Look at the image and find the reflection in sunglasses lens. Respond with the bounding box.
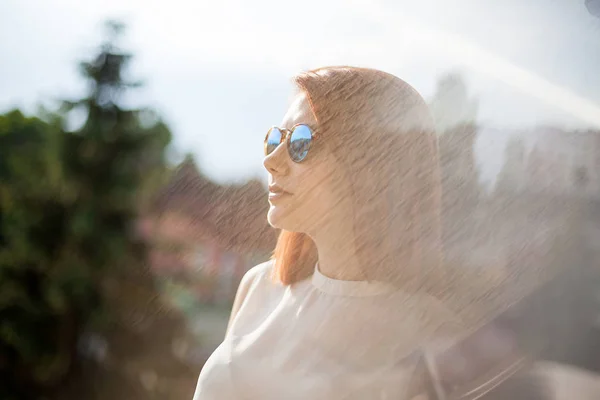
[290,125,312,162]
[266,127,282,155]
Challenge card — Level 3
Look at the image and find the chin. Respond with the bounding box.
[267,205,303,232]
[267,205,287,229]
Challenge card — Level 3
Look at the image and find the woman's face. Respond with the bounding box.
[263,91,351,234]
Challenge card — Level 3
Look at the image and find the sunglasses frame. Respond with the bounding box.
[264,123,318,163]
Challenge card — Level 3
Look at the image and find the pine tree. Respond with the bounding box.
[0,20,186,399]
[0,110,71,399]
[55,20,196,400]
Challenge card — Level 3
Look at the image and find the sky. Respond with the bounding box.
[1,0,599,186]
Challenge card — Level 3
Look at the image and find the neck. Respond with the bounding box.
[310,223,364,282]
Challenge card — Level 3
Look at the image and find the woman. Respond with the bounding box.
[193,66,468,400]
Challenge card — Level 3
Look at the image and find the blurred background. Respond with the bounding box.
[1,0,599,399]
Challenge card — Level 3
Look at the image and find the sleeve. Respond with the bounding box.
[423,300,539,399]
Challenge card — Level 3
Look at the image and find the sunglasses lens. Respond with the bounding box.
[265,127,282,155]
[289,124,312,162]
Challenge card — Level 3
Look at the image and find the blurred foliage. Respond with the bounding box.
[0,20,178,399]
[0,111,73,397]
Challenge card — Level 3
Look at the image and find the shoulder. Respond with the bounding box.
[424,294,465,330]
[233,259,276,303]
[393,290,464,328]
[225,259,280,336]
[239,259,275,291]
[394,291,466,352]
[425,294,467,348]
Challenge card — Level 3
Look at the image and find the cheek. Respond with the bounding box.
[268,162,350,232]
[295,166,344,212]
[294,164,326,195]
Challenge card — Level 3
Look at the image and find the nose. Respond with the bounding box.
[263,140,290,175]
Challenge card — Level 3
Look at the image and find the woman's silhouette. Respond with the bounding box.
[191,66,573,399]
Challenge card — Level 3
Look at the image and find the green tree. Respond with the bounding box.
[0,20,182,399]
[0,110,72,398]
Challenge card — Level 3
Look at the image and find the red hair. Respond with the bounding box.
[271,66,444,292]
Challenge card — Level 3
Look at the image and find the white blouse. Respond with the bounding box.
[193,260,461,400]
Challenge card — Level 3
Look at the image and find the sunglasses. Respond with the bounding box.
[264,124,316,163]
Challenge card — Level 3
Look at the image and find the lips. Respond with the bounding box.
[268,184,292,195]
[268,184,292,201]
